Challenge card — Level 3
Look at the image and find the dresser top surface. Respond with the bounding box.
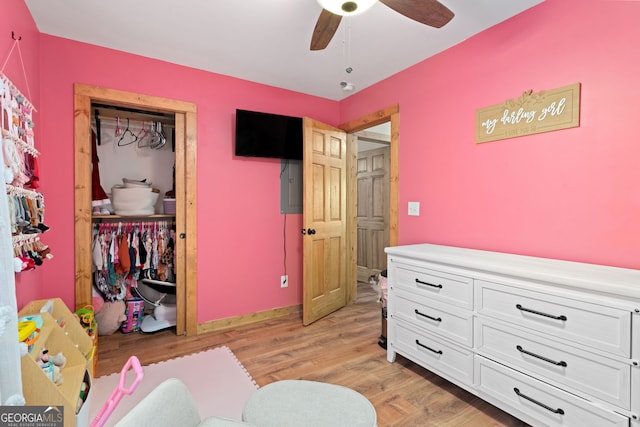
[386,244,640,301]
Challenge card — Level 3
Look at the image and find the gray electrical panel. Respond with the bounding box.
[280,159,303,214]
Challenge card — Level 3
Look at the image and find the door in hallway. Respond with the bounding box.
[356,146,389,282]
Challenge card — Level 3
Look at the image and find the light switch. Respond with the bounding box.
[408,201,420,216]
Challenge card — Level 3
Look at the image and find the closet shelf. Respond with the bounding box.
[92,214,175,221]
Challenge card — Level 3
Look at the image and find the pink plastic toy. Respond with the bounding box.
[90,355,144,427]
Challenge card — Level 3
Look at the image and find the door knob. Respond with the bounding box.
[301,228,306,235]
[307,228,316,235]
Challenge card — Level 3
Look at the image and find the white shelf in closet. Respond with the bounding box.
[92,214,176,220]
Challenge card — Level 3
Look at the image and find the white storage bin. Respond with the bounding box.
[110,185,158,216]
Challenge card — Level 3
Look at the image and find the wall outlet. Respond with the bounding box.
[280,275,288,288]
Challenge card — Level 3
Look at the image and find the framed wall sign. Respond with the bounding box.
[476,83,581,144]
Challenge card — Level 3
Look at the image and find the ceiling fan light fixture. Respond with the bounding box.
[317,0,377,16]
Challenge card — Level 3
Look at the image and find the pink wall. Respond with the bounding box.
[1,0,44,305]
[341,0,640,269]
[33,37,338,321]
[9,0,640,321]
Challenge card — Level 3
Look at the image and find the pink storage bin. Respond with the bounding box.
[120,298,145,333]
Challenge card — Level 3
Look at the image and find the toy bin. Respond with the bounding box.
[19,311,92,427]
[19,298,96,376]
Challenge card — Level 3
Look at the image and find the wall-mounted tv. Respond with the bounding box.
[234,109,303,160]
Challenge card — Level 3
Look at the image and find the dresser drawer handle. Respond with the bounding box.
[415,278,443,289]
[416,339,443,355]
[513,387,565,415]
[516,345,568,367]
[414,309,442,322]
[515,304,567,321]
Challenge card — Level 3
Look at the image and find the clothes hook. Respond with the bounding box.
[11,32,22,41]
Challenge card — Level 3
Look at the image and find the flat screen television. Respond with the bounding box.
[235,109,303,160]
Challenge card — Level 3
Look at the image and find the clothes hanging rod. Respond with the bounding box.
[93,110,175,128]
[92,104,175,126]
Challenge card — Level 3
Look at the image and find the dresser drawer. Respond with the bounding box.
[475,356,629,427]
[476,318,630,409]
[393,263,473,309]
[391,320,474,387]
[476,280,631,357]
[392,287,473,347]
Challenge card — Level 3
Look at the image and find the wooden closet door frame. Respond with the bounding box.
[73,83,198,336]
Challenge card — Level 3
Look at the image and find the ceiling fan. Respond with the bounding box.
[310,0,454,50]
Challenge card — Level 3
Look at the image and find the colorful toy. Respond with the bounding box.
[75,306,94,328]
[18,314,42,353]
[91,355,143,427]
[36,348,66,385]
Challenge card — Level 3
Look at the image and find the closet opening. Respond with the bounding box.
[91,102,179,334]
[74,84,198,336]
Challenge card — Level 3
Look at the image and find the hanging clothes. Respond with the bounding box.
[92,220,175,301]
[91,128,109,208]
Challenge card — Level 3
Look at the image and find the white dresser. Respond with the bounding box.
[385,244,640,427]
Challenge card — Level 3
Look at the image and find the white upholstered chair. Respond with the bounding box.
[114,378,254,427]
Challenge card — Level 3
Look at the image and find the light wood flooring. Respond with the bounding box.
[96,284,529,426]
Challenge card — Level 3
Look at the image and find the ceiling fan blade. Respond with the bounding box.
[310,9,343,51]
[379,0,454,28]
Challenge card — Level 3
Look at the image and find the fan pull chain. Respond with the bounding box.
[343,17,353,74]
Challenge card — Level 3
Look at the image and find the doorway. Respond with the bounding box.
[73,84,198,336]
[301,105,398,324]
[340,105,399,304]
[354,123,390,283]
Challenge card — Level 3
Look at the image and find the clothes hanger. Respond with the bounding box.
[156,122,167,150]
[115,117,122,136]
[136,121,151,148]
[149,121,166,149]
[117,118,138,146]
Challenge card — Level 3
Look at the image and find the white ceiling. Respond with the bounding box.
[25,0,543,101]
